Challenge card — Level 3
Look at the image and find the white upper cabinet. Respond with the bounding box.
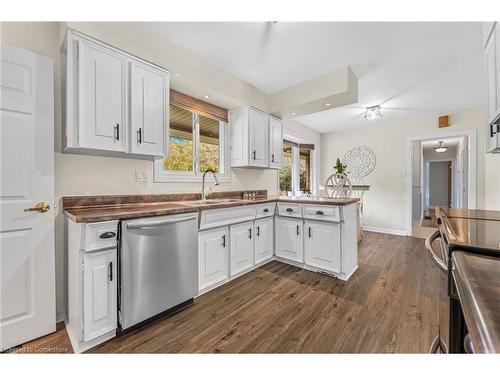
[129,61,169,156]
[483,22,500,153]
[268,116,283,169]
[64,31,170,158]
[229,106,282,168]
[78,38,127,152]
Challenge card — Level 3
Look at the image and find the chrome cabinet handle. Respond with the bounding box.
[308,227,312,238]
[296,225,300,236]
[248,228,252,239]
[256,226,260,237]
[222,234,226,247]
[252,150,256,160]
[271,154,275,162]
[263,208,269,213]
[286,208,293,212]
[315,210,324,215]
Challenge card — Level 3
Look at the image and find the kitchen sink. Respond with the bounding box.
[184,199,242,206]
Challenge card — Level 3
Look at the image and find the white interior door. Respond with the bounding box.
[0,44,55,350]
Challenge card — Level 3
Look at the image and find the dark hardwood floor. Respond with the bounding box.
[14,232,441,354]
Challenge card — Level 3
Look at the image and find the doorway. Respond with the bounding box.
[408,130,475,238]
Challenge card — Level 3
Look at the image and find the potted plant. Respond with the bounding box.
[333,158,347,174]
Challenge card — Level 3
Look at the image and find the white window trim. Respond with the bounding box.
[154,113,231,183]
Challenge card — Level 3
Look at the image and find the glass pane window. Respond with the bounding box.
[163,105,194,172]
[199,114,220,173]
[299,147,312,193]
[280,144,293,193]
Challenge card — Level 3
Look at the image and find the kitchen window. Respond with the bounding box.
[155,91,229,182]
[279,139,316,195]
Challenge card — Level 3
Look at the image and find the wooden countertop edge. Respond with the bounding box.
[63,196,360,223]
[452,252,500,353]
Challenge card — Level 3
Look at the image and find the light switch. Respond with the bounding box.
[136,170,148,182]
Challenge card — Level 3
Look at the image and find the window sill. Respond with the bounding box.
[154,161,232,183]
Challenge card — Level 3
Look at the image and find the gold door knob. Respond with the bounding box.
[24,201,50,213]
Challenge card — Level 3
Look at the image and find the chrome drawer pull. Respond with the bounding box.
[315,210,324,215]
[286,208,293,212]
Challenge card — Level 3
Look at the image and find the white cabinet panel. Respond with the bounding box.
[304,220,341,273]
[249,108,268,167]
[230,221,254,275]
[198,227,228,290]
[83,248,117,342]
[129,61,168,156]
[275,216,303,263]
[268,116,283,169]
[254,217,274,264]
[484,22,500,153]
[78,38,126,152]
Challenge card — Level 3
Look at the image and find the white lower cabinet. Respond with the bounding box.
[304,220,341,273]
[83,249,117,342]
[230,221,255,276]
[275,216,303,263]
[254,217,274,264]
[198,227,229,290]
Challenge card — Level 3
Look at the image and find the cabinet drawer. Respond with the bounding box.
[302,205,341,222]
[256,203,276,218]
[84,221,119,251]
[277,203,302,218]
[199,205,257,230]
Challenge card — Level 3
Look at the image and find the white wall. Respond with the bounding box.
[321,108,486,234]
[484,154,500,209]
[0,22,320,317]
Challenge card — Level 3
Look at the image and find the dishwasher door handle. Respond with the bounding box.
[126,215,198,229]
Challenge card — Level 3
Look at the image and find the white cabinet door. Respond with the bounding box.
[83,248,117,342]
[198,227,229,290]
[255,217,274,264]
[304,220,341,273]
[275,217,303,263]
[129,61,168,156]
[249,108,268,167]
[78,38,126,152]
[230,221,254,275]
[268,116,283,169]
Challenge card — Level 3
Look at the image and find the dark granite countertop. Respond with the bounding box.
[452,251,500,353]
[63,192,360,223]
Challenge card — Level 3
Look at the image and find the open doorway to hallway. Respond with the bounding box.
[410,135,470,238]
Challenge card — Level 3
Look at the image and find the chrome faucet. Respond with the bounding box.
[201,169,220,200]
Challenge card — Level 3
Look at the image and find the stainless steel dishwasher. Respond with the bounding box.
[118,212,198,333]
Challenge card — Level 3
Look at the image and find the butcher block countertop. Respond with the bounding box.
[63,191,360,223]
[452,251,500,353]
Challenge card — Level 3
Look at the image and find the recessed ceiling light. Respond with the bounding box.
[204,95,210,99]
[291,112,297,115]
[325,102,331,106]
[364,105,382,120]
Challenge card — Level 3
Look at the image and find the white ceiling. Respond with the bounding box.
[145,22,484,133]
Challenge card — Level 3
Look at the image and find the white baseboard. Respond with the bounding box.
[56,309,67,323]
[362,226,408,237]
